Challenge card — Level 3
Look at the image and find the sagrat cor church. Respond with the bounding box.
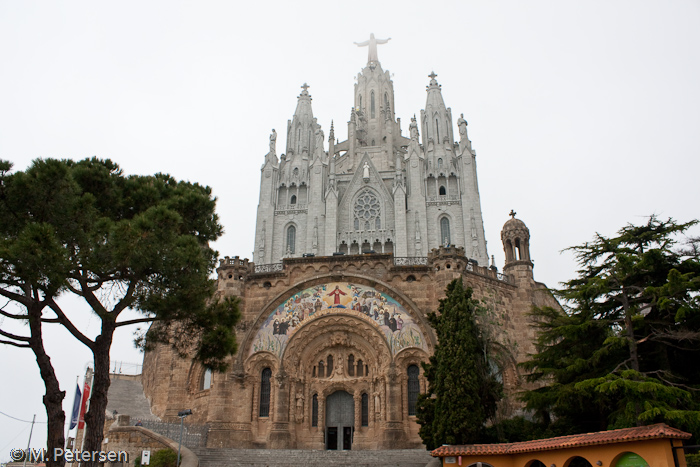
[141,35,559,450]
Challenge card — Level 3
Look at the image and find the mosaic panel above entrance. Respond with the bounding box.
[250,282,428,359]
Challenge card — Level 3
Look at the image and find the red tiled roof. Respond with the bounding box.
[431,423,691,457]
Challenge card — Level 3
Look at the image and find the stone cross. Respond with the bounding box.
[509,209,517,218]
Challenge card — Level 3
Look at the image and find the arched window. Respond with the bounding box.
[327,355,334,375]
[358,94,362,110]
[435,118,440,142]
[357,359,364,377]
[318,361,324,378]
[290,194,297,205]
[348,355,355,376]
[440,217,451,246]
[384,92,389,111]
[371,91,375,119]
[259,368,272,417]
[286,225,296,254]
[361,393,369,426]
[439,185,446,196]
[407,365,420,416]
[438,158,443,168]
[311,394,319,427]
[201,368,212,390]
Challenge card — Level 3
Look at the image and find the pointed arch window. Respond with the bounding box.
[286,225,296,254]
[358,94,362,111]
[384,92,389,112]
[371,91,376,119]
[311,394,319,427]
[361,393,369,426]
[290,194,297,205]
[327,355,334,375]
[348,355,355,376]
[407,365,420,416]
[439,186,446,196]
[440,217,451,246]
[259,368,272,417]
[436,118,440,142]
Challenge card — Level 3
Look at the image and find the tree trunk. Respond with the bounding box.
[28,303,66,467]
[621,290,642,425]
[82,322,114,467]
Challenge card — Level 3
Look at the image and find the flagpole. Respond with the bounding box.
[78,367,94,467]
[66,375,79,448]
[23,414,36,467]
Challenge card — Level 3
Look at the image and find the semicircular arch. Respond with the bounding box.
[282,313,392,374]
[238,274,435,368]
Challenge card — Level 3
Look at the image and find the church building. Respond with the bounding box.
[140,36,559,450]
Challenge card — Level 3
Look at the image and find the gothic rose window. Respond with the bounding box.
[353,190,381,231]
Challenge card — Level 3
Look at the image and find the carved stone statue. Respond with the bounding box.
[409,116,419,141]
[373,391,381,419]
[296,391,304,413]
[315,127,324,156]
[354,33,391,63]
[270,129,277,154]
[457,114,467,139]
[363,161,370,181]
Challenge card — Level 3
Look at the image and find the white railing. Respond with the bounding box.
[393,257,429,266]
[253,263,284,274]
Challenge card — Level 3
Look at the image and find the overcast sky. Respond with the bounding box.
[1,1,699,455]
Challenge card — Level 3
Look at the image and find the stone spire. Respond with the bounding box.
[421,72,454,151]
[287,83,318,159]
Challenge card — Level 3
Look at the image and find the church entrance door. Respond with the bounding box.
[325,390,354,450]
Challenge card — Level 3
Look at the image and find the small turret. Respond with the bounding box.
[501,211,533,280]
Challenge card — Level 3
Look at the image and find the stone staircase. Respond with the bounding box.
[191,448,436,467]
[106,374,157,421]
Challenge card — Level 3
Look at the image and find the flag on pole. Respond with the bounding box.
[69,383,82,429]
[78,379,91,429]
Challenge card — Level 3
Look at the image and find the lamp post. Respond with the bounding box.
[176,409,192,466]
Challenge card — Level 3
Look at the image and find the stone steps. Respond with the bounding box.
[191,448,435,467]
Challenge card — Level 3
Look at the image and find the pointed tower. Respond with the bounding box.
[420,72,454,170]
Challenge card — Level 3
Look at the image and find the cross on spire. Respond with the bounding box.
[428,71,438,80]
[301,83,310,92]
[509,209,517,218]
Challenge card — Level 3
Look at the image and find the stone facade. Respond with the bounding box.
[253,37,488,267]
[140,37,560,450]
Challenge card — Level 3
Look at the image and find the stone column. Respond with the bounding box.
[380,363,408,447]
[268,368,293,448]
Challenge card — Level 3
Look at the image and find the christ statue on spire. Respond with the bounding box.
[354,33,391,63]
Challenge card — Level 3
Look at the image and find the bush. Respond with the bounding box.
[151,449,179,467]
[686,453,700,467]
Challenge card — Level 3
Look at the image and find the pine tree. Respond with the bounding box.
[522,216,700,440]
[416,278,502,449]
[0,158,240,467]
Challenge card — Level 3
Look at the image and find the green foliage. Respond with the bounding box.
[522,216,700,441]
[0,157,240,459]
[483,416,555,443]
[416,278,503,449]
[151,449,178,467]
[686,454,700,467]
